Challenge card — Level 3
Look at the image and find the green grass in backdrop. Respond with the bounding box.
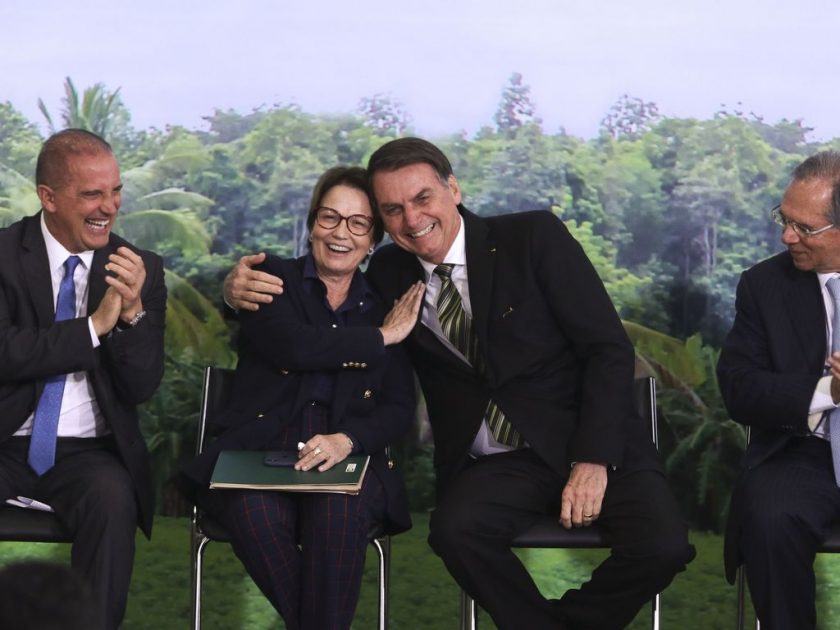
[2,515,839,628]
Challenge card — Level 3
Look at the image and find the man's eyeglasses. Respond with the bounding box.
[771,205,836,238]
[315,207,374,236]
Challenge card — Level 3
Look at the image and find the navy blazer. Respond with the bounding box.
[0,213,166,537]
[718,250,826,581]
[366,207,659,495]
[181,255,414,534]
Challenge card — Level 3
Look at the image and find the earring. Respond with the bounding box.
[308,235,313,242]
[368,247,375,256]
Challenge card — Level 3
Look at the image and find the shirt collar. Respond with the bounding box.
[302,252,375,313]
[418,214,466,282]
[40,212,94,274]
[818,271,840,290]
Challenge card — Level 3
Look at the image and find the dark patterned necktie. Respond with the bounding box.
[434,264,522,448]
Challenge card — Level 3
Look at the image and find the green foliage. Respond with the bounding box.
[163,271,235,366]
[0,102,42,176]
[402,446,436,512]
[0,164,39,224]
[563,217,651,315]
[118,209,212,259]
[627,322,744,532]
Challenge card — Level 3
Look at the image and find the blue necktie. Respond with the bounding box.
[28,255,82,475]
[826,276,840,486]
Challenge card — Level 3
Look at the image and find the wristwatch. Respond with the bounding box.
[117,310,147,330]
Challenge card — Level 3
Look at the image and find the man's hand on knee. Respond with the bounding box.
[560,462,607,529]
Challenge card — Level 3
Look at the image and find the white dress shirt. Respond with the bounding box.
[807,272,840,436]
[416,217,516,456]
[14,214,108,438]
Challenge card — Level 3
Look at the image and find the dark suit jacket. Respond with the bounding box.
[0,213,166,537]
[366,207,659,495]
[717,250,825,581]
[180,255,414,534]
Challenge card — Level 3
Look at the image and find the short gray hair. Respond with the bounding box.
[791,151,840,224]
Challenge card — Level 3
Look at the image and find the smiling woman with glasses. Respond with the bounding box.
[180,165,424,630]
[771,204,837,237]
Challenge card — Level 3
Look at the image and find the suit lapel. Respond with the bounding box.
[784,265,826,369]
[462,209,495,354]
[20,214,55,326]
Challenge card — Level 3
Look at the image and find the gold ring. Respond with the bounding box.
[583,514,593,518]
[314,446,322,455]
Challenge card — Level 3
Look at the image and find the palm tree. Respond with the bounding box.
[38,77,122,138]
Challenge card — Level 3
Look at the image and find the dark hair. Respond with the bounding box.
[307,166,384,244]
[0,560,102,630]
[367,137,453,185]
[790,151,840,224]
[35,128,114,189]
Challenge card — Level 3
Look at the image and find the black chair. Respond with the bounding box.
[189,366,393,630]
[459,376,662,630]
[734,427,840,630]
[0,505,71,544]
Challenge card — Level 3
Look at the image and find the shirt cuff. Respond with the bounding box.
[810,375,836,413]
[87,317,101,348]
[342,431,362,455]
[808,375,836,431]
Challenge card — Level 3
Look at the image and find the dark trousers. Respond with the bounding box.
[732,437,840,630]
[199,403,387,630]
[428,449,694,630]
[0,436,137,630]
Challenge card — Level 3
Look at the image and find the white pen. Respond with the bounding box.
[16,496,54,512]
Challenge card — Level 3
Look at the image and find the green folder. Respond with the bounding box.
[209,451,370,495]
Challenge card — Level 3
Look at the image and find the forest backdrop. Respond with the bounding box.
[0,74,830,532]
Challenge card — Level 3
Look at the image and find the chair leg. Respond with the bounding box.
[651,592,660,630]
[371,536,390,630]
[736,566,746,630]
[191,532,211,630]
[460,590,478,630]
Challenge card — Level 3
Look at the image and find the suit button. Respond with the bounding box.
[387,459,395,469]
[363,389,372,399]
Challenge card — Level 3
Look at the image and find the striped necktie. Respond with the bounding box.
[29,255,82,475]
[434,264,522,448]
[826,276,840,486]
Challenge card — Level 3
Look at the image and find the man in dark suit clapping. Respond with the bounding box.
[0,129,166,629]
[719,151,840,629]
[226,137,693,629]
